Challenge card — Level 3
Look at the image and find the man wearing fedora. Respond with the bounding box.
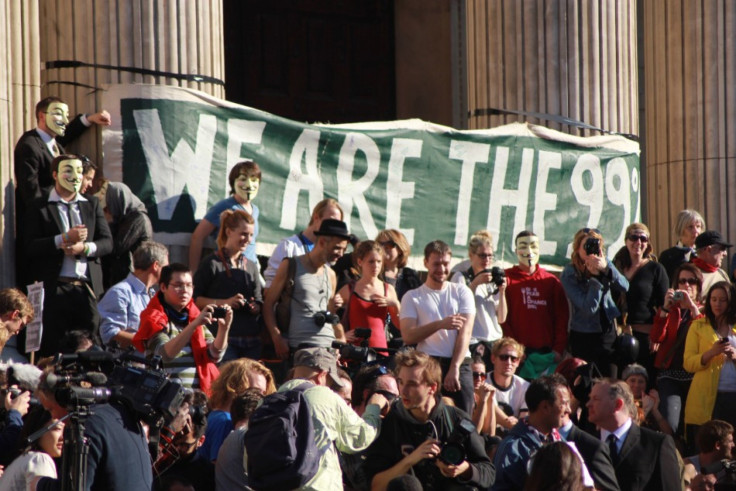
[692,230,732,300]
[264,219,351,360]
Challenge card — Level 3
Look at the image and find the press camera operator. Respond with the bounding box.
[32,365,152,491]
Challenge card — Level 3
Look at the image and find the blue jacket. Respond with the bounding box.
[560,260,629,334]
[492,419,547,490]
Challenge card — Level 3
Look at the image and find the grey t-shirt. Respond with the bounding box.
[287,257,335,348]
[216,427,249,491]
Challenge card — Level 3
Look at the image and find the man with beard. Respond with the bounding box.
[363,349,494,490]
[24,155,112,356]
[400,240,476,413]
[502,231,569,361]
[264,219,351,360]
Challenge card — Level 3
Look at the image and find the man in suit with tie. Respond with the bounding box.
[13,97,111,288]
[586,378,682,491]
[24,154,112,357]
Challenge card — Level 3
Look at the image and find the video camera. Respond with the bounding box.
[49,350,187,424]
[332,328,377,364]
[701,459,736,490]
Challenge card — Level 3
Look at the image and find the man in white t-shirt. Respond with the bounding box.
[488,337,530,432]
[401,240,476,413]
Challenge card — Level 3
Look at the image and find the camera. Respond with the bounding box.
[314,310,340,328]
[242,297,258,314]
[673,291,685,302]
[482,266,506,295]
[438,418,476,465]
[331,340,377,364]
[212,306,228,319]
[584,237,601,256]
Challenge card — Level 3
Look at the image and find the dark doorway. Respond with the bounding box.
[224,0,396,124]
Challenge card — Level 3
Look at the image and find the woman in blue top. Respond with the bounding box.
[561,228,629,377]
[189,160,261,270]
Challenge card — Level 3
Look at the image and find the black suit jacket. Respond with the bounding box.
[13,115,88,211]
[24,193,113,297]
[608,423,681,491]
[566,424,620,491]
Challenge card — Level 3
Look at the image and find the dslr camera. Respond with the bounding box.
[584,237,601,256]
[438,418,477,465]
[314,310,340,328]
[481,266,506,295]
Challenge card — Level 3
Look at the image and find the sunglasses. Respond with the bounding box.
[627,234,649,243]
[472,371,487,379]
[581,228,601,235]
[678,277,699,285]
[498,354,520,363]
[373,389,398,401]
[475,253,494,260]
[379,241,397,249]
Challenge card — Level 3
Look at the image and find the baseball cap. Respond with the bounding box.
[293,347,344,387]
[695,230,733,249]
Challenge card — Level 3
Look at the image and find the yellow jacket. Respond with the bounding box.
[683,317,736,425]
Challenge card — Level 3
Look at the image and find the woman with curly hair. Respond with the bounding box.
[197,358,276,462]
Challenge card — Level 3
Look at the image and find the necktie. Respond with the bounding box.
[51,141,60,157]
[606,434,618,464]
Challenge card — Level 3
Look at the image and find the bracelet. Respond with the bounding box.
[83,243,91,256]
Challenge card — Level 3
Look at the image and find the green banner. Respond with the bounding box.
[102,84,640,266]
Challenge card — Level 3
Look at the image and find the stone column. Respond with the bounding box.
[0,0,41,287]
[643,1,736,256]
[464,0,638,137]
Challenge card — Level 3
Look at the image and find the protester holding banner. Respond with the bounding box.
[263,198,344,289]
[193,210,263,361]
[189,160,261,271]
[561,228,629,377]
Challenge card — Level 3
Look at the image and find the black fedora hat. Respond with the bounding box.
[313,219,351,240]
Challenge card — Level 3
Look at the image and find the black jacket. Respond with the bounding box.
[363,398,494,490]
[566,424,620,491]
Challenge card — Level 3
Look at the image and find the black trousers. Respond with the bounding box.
[39,281,99,357]
[434,356,474,415]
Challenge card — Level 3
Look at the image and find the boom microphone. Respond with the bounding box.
[46,372,108,388]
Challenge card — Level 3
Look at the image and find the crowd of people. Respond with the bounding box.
[1,96,735,490]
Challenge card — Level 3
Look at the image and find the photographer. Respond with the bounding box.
[561,228,629,377]
[451,230,506,367]
[363,349,493,490]
[193,210,263,361]
[34,368,153,491]
[133,263,233,395]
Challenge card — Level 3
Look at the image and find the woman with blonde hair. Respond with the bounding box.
[561,228,629,376]
[612,222,669,377]
[375,229,421,301]
[451,230,507,363]
[193,209,262,361]
[197,358,276,462]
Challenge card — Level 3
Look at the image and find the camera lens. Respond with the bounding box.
[438,442,465,466]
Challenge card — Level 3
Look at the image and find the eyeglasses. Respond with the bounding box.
[627,235,649,243]
[498,354,520,363]
[475,253,494,260]
[169,282,194,291]
[379,241,397,249]
[472,371,487,379]
[678,277,699,285]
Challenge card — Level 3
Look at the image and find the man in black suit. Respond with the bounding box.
[558,396,620,491]
[24,155,112,357]
[587,378,681,491]
[14,97,111,210]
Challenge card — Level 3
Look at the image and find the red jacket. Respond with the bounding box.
[650,306,703,369]
[502,266,569,354]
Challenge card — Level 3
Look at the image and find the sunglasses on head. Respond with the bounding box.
[472,371,487,379]
[627,234,649,243]
[678,277,699,285]
[498,354,520,362]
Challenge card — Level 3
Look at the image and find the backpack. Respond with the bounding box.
[274,256,297,334]
[244,382,328,490]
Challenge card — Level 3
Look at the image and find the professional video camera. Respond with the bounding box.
[49,349,187,423]
[438,418,477,465]
[701,459,736,490]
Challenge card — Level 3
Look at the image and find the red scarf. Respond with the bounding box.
[692,256,720,273]
[132,294,219,395]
